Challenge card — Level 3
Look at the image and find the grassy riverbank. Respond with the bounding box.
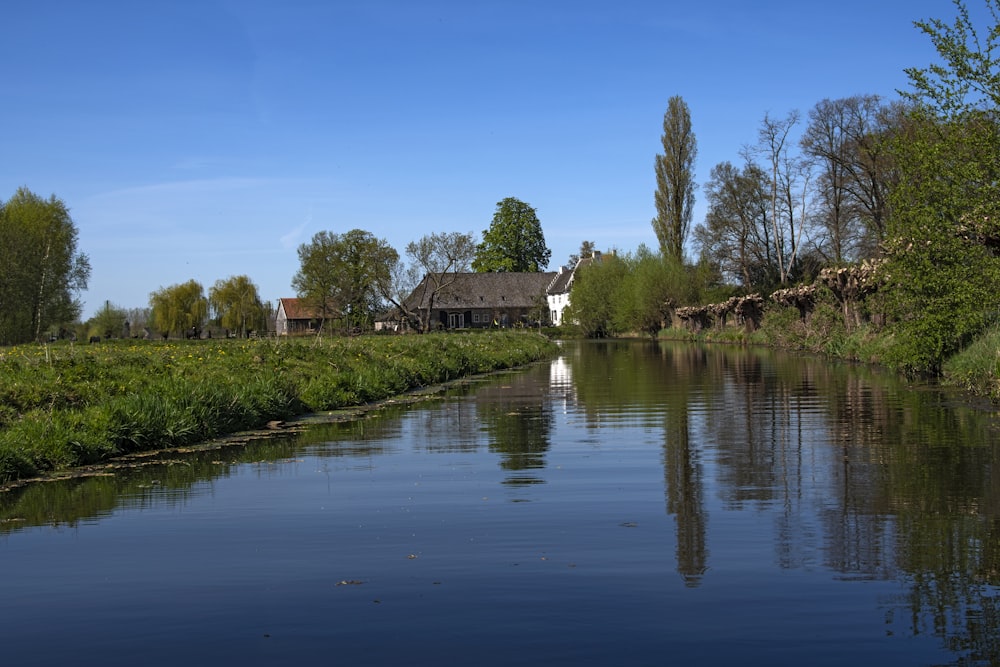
[0,331,558,485]
[657,298,1000,399]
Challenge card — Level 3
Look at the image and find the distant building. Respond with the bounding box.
[275,298,326,336]
[403,272,557,330]
[546,251,602,326]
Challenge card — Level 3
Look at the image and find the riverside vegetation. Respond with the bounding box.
[657,290,1000,400]
[0,331,557,486]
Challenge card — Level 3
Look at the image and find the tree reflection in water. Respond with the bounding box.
[4,340,1000,664]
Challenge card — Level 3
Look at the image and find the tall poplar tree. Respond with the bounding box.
[652,96,697,263]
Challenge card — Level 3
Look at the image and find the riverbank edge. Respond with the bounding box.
[653,309,1000,400]
[0,363,536,493]
[0,332,559,488]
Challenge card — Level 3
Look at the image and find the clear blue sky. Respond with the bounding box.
[0,0,962,318]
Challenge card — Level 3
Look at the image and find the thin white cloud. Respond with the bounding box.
[90,177,274,200]
[280,209,311,250]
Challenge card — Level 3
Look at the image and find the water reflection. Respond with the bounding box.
[475,372,553,486]
[4,340,1000,664]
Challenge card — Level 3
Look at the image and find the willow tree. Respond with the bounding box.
[0,188,90,344]
[652,96,697,263]
[149,280,209,338]
[209,275,266,337]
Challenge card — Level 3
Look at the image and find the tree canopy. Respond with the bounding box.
[695,160,775,292]
[800,95,899,261]
[149,280,209,338]
[880,0,1000,373]
[87,301,129,340]
[209,275,267,337]
[564,248,708,338]
[292,229,398,333]
[0,188,90,344]
[473,197,551,272]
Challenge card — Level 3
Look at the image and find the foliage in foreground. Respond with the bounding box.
[0,332,557,484]
[941,325,1000,399]
[0,188,90,345]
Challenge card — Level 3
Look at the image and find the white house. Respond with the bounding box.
[546,252,602,326]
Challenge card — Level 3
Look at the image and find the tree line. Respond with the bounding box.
[0,193,552,343]
[570,0,1000,375]
[291,196,551,335]
[7,0,998,374]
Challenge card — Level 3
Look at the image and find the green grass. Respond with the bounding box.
[942,325,1000,398]
[0,332,557,485]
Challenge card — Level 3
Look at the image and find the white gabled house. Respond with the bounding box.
[545,251,602,327]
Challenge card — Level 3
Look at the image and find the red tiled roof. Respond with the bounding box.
[278,298,324,320]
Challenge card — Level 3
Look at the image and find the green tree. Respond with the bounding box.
[652,96,697,262]
[563,253,627,337]
[209,275,266,338]
[880,0,1000,373]
[292,229,398,333]
[149,280,209,338]
[87,301,128,339]
[622,248,698,337]
[905,0,1000,115]
[0,188,90,344]
[883,110,1000,374]
[473,197,551,272]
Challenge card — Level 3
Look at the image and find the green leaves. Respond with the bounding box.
[0,188,90,344]
[292,229,398,333]
[473,197,551,273]
[653,95,697,263]
[883,110,1000,373]
[149,279,208,338]
[905,0,1000,116]
[208,275,266,337]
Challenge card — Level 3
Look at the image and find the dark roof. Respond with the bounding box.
[406,272,558,310]
[546,253,605,295]
[547,268,573,295]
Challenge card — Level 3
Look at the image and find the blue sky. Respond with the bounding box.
[0,0,960,318]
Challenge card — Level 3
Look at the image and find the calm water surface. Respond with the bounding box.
[3,340,1000,666]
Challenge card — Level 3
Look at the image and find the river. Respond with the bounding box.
[2,339,999,666]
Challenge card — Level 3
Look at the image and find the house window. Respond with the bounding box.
[473,313,479,323]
